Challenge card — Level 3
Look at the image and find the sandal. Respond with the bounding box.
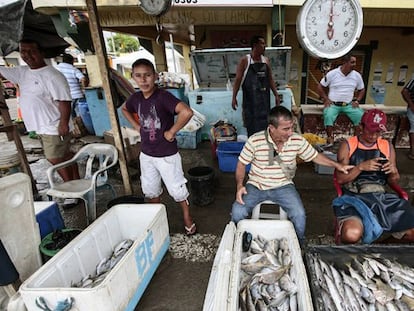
[185,223,197,236]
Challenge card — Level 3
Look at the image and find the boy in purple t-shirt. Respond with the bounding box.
[122,58,196,235]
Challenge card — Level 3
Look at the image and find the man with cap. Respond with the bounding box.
[333,108,414,244]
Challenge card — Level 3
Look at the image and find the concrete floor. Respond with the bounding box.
[2,96,414,310]
[56,140,414,311]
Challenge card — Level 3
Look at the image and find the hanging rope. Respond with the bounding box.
[155,16,165,46]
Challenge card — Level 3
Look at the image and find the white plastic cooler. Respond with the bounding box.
[204,220,314,311]
[20,203,169,311]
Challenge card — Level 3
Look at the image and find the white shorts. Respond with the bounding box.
[139,152,189,202]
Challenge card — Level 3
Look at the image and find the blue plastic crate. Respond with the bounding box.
[177,130,201,149]
[217,141,250,172]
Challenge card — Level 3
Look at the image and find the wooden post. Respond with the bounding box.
[85,0,132,195]
[0,83,13,140]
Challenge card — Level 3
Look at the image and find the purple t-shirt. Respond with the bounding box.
[125,88,180,157]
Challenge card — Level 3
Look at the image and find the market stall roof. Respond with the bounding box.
[0,0,69,57]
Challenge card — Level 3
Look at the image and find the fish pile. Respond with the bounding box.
[169,233,220,262]
[308,253,414,311]
[239,235,299,311]
[72,239,134,288]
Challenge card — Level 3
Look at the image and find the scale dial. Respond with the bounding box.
[139,0,171,16]
[296,0,363,59]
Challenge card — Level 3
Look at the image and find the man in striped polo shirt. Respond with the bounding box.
[231,106,353,244]
[57,53,89,117]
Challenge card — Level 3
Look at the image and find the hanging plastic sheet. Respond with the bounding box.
[0,0,26,56]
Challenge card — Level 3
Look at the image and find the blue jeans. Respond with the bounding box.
[231,183,306,242]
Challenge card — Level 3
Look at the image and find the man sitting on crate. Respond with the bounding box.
[231,106,353,245]
[333,108,414,244]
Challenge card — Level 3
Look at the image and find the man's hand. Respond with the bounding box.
[232,98,238,111]
[357,158,386,172]
[351,99,360,108]
[337,164,354,174]
[236,186,247,204]
[164,130,175,142]
[58,122,70,136]
[323,98,331,108]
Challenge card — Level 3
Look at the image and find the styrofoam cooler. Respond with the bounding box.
[19,204,170,311]
[203,220,313,311]
[202,222,236,311]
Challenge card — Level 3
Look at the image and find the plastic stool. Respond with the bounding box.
[251,200,288,220]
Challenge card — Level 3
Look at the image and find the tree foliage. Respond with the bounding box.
[107,34,139,54]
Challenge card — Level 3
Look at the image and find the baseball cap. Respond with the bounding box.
[361,109,387,132]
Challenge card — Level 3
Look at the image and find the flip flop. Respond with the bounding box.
[185,223,197,236]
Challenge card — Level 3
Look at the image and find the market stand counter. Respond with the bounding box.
[301,105,409,148]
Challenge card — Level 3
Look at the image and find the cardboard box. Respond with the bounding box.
[104,129,140,163]
[20,204,170,311]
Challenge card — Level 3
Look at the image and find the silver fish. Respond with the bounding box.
[250,239,264,254]
[341,270,361,294]
[394,299,410,311]
[385,301,399,311]
[242,253,266,265]
[324,274,345,311]
[372,278,395,305]
[344,284,361,311]
[279,274,297,295]
[289,293,298,311]
[258,265,291,285]
[320,288,337,311]
[330,264,345,300]
[360,285,376,304]
[267,290,288,309]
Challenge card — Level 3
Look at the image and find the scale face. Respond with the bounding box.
[139,0,172,16]
[296,0,363,59]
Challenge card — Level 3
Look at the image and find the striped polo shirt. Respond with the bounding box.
[56,62,85,99]
[239,129,318,190]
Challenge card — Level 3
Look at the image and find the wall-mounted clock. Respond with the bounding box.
[296,0,363,59]
[139,0,172,17]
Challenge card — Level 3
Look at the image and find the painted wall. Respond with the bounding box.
[360,27,414,107]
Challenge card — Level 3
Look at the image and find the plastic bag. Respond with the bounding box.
[181,108,206,132]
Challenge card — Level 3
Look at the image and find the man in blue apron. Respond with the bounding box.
[232,35,280,136]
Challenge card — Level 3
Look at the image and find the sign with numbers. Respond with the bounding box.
[173,0,272,6]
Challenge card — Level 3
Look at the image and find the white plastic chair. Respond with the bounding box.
[251,200,288,220]
[46,143,119,225]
